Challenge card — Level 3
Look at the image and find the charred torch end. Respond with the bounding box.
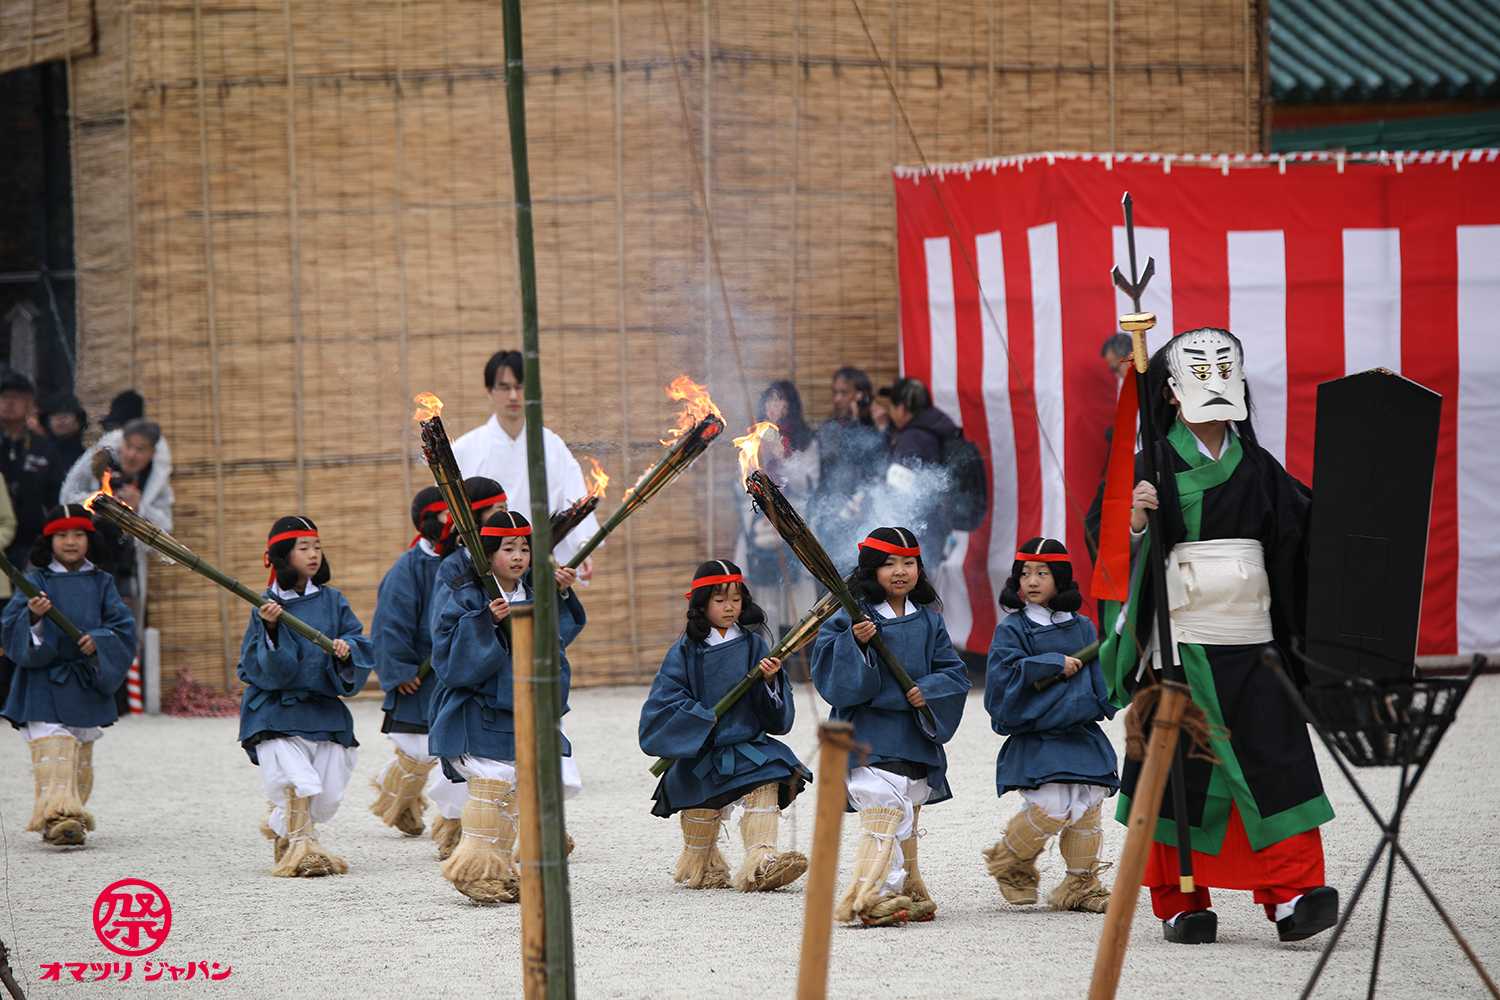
[681,414,726,460]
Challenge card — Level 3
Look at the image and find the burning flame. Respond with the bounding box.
[734,421,782,481]
[83,470,121,512]
[413,393,444,421]
[583,456,609,499]
[662,376,724,445]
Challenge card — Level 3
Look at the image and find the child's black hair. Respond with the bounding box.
[850,526,939,609]
[30,505,114,571]
[999,536,1082,614]
[411,485,447,546]
[266,515,330,590]
[439,476,507,558]
[466,510,531,588]
[683,559,768,642]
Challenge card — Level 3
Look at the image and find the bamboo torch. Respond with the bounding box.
[736,424,937,730]
[548,458,608,547]
[647,575,852,777]
[564,377,725,570]
[0,549,86,643]
[84,475,348,659]
[413,395,507,640]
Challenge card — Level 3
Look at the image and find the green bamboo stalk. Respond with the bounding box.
[564,412,725,570]
[648,577,850,778]
[87,491,346,659]
[1033,640,1102,692]
[743,471,938,730]
[501,3,574,996]
[0,548,86,643]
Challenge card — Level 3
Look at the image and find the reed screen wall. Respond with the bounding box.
[41,0,1262,687]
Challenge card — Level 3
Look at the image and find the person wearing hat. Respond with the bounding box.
[0,369,65,570]
[39,391,89,471]
[99,390,144,432]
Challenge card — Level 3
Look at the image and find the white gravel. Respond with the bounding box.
[3,676,1497,999]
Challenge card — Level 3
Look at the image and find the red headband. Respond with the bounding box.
[685,573,742,599]
[264,529,319,585]
[860,536,920,558]
[1016,551,1071,563]
[470,493,506,510]
[480,525,531,537]
[411,501,450,548]
[44,516,95,535]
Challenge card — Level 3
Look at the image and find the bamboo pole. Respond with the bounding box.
[511,608,548,1000]
[501,3,574,996]
[795,720,855,1000]
[1089,681,1192,1000]
[0,550,86,643]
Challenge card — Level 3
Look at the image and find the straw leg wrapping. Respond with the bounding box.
[441,777,519,903]
[269,788,349,877]
[733,783,808,892]
[675,809,732,889]
[982,803,1068,905]
[902,804,936,920]
[1050,804,1113,913]
[835,806,910,925]
[369,747,435,836]
[29,735,92,845]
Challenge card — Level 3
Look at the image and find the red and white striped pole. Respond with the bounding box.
[126,655,143,715]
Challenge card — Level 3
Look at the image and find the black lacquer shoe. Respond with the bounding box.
[1162,909,1217,944]
[1277,887,1339,942]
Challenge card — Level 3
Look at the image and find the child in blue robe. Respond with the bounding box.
[811,526,971,926]
[428,510,583,904]
[639,560,809,892]
[425,476,507,640]
[982,537,1118,913]
[237,516,373,877]
[2,505,135,847]
[369,486,468,849]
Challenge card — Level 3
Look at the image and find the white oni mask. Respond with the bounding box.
[1165,329,1247,423]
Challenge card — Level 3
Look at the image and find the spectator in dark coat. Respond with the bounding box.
[39,390,89,471]
[816,367,886,504]
[0,370,64,568]
[879,378,960,568]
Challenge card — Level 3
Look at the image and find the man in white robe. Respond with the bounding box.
[450,351,600,578]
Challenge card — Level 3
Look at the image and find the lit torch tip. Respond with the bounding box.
[413,393,444,422]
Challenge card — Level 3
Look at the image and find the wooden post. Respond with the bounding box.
[511,607,547,1000]
[796,720,855,1000]
[1089,681,1192,1000]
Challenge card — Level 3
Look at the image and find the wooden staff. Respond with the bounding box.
[511,607,548,1000]
[1089,680,1192,1000]
[796,720,855,1000]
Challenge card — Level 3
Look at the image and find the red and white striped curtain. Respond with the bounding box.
[894,151,1500,657]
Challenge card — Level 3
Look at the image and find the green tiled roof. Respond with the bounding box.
[1271,0,1500,102]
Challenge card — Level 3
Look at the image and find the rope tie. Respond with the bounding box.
[747,841,777,851]
[860,830,898,842]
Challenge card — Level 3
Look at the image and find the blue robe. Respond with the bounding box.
[1,566,136,730]
[984,610,1119,796]
[427,573,584,781]
[639,631,808,816]
[235,586,373,764]
[810,603,971,804]
[372,544,444,731]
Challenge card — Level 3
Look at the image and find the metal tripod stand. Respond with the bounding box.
[1265,650,1497,1000]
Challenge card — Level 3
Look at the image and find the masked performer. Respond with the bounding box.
[1102,328,1337,945]
[427,511,584,903]
[639,560,810,893]
[810,527,971,926]
[369,486,469,845]
[238,517,373,877]
[2,506,135,847]
[983,538,1118,914]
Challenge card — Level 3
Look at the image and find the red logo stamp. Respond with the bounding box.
[93,879,172,957]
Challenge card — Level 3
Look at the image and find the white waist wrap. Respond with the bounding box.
[1165,538,1273,646]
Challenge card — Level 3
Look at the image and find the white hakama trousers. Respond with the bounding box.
[449,753,582,802]
[256,736,357,837]
[847,766,931,893]
[1019,782,1109,823]
[23,721,103,744]
[383,732,470,820]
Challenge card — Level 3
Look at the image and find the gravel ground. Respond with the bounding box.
[2,676,1497,999]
